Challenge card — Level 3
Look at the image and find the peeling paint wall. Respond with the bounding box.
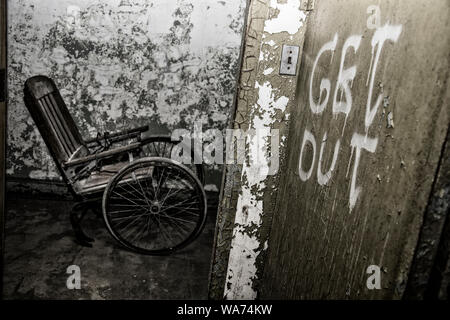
[6,0,246,189]
[209,0,310,299]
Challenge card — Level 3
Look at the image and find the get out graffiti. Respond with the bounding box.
[298,22,403,211]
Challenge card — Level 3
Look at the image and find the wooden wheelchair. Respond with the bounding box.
[23,75,207,255]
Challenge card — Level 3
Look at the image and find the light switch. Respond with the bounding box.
[279,45,299,76]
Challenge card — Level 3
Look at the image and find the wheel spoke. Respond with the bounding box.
[152,142,159,156]
[109,207,145,215]
[115,214,146,232]
[133,169,152,207]
[159,198,201,213]
[160,214,191,235]
[112,190,149,211]
[111,212,149,221]
[162,142,167,157]
[154,167,166,199]
[115,184,147,203]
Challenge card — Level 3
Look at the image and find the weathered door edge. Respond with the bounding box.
[405,124,450,299]
[208,0,311,299]
[208,0,262,299]
[207,0,251,299]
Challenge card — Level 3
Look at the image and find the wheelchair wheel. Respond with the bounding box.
[102,157,207,255]
[138,135,205,185]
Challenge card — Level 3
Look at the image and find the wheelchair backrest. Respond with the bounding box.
[23,75,89,166]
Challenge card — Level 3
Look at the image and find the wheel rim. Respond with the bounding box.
[103,158,207,254]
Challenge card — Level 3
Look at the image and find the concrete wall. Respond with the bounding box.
[210,0,449,299]
[6,0,246,190]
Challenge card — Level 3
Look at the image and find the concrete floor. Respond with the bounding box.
[3,195,217,300]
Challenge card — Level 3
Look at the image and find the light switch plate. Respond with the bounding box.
[279,45,299,76]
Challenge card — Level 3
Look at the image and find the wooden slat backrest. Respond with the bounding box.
[23,75,88,166]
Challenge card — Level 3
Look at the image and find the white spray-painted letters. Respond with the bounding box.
[299,23,402,211]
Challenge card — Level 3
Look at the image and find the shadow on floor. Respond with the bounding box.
[3,195,217,300]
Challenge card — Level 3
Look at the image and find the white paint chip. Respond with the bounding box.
[264,0,307,35]
[263,67,274,75]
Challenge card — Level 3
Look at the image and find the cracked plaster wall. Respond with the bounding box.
[6,0,246,191]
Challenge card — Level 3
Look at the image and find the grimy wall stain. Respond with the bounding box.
[261,0,449,299]
[6,0,246,190]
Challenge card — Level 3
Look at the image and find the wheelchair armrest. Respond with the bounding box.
[63,142,141,168]
[84,125,149,144]
[85,131,141,148]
